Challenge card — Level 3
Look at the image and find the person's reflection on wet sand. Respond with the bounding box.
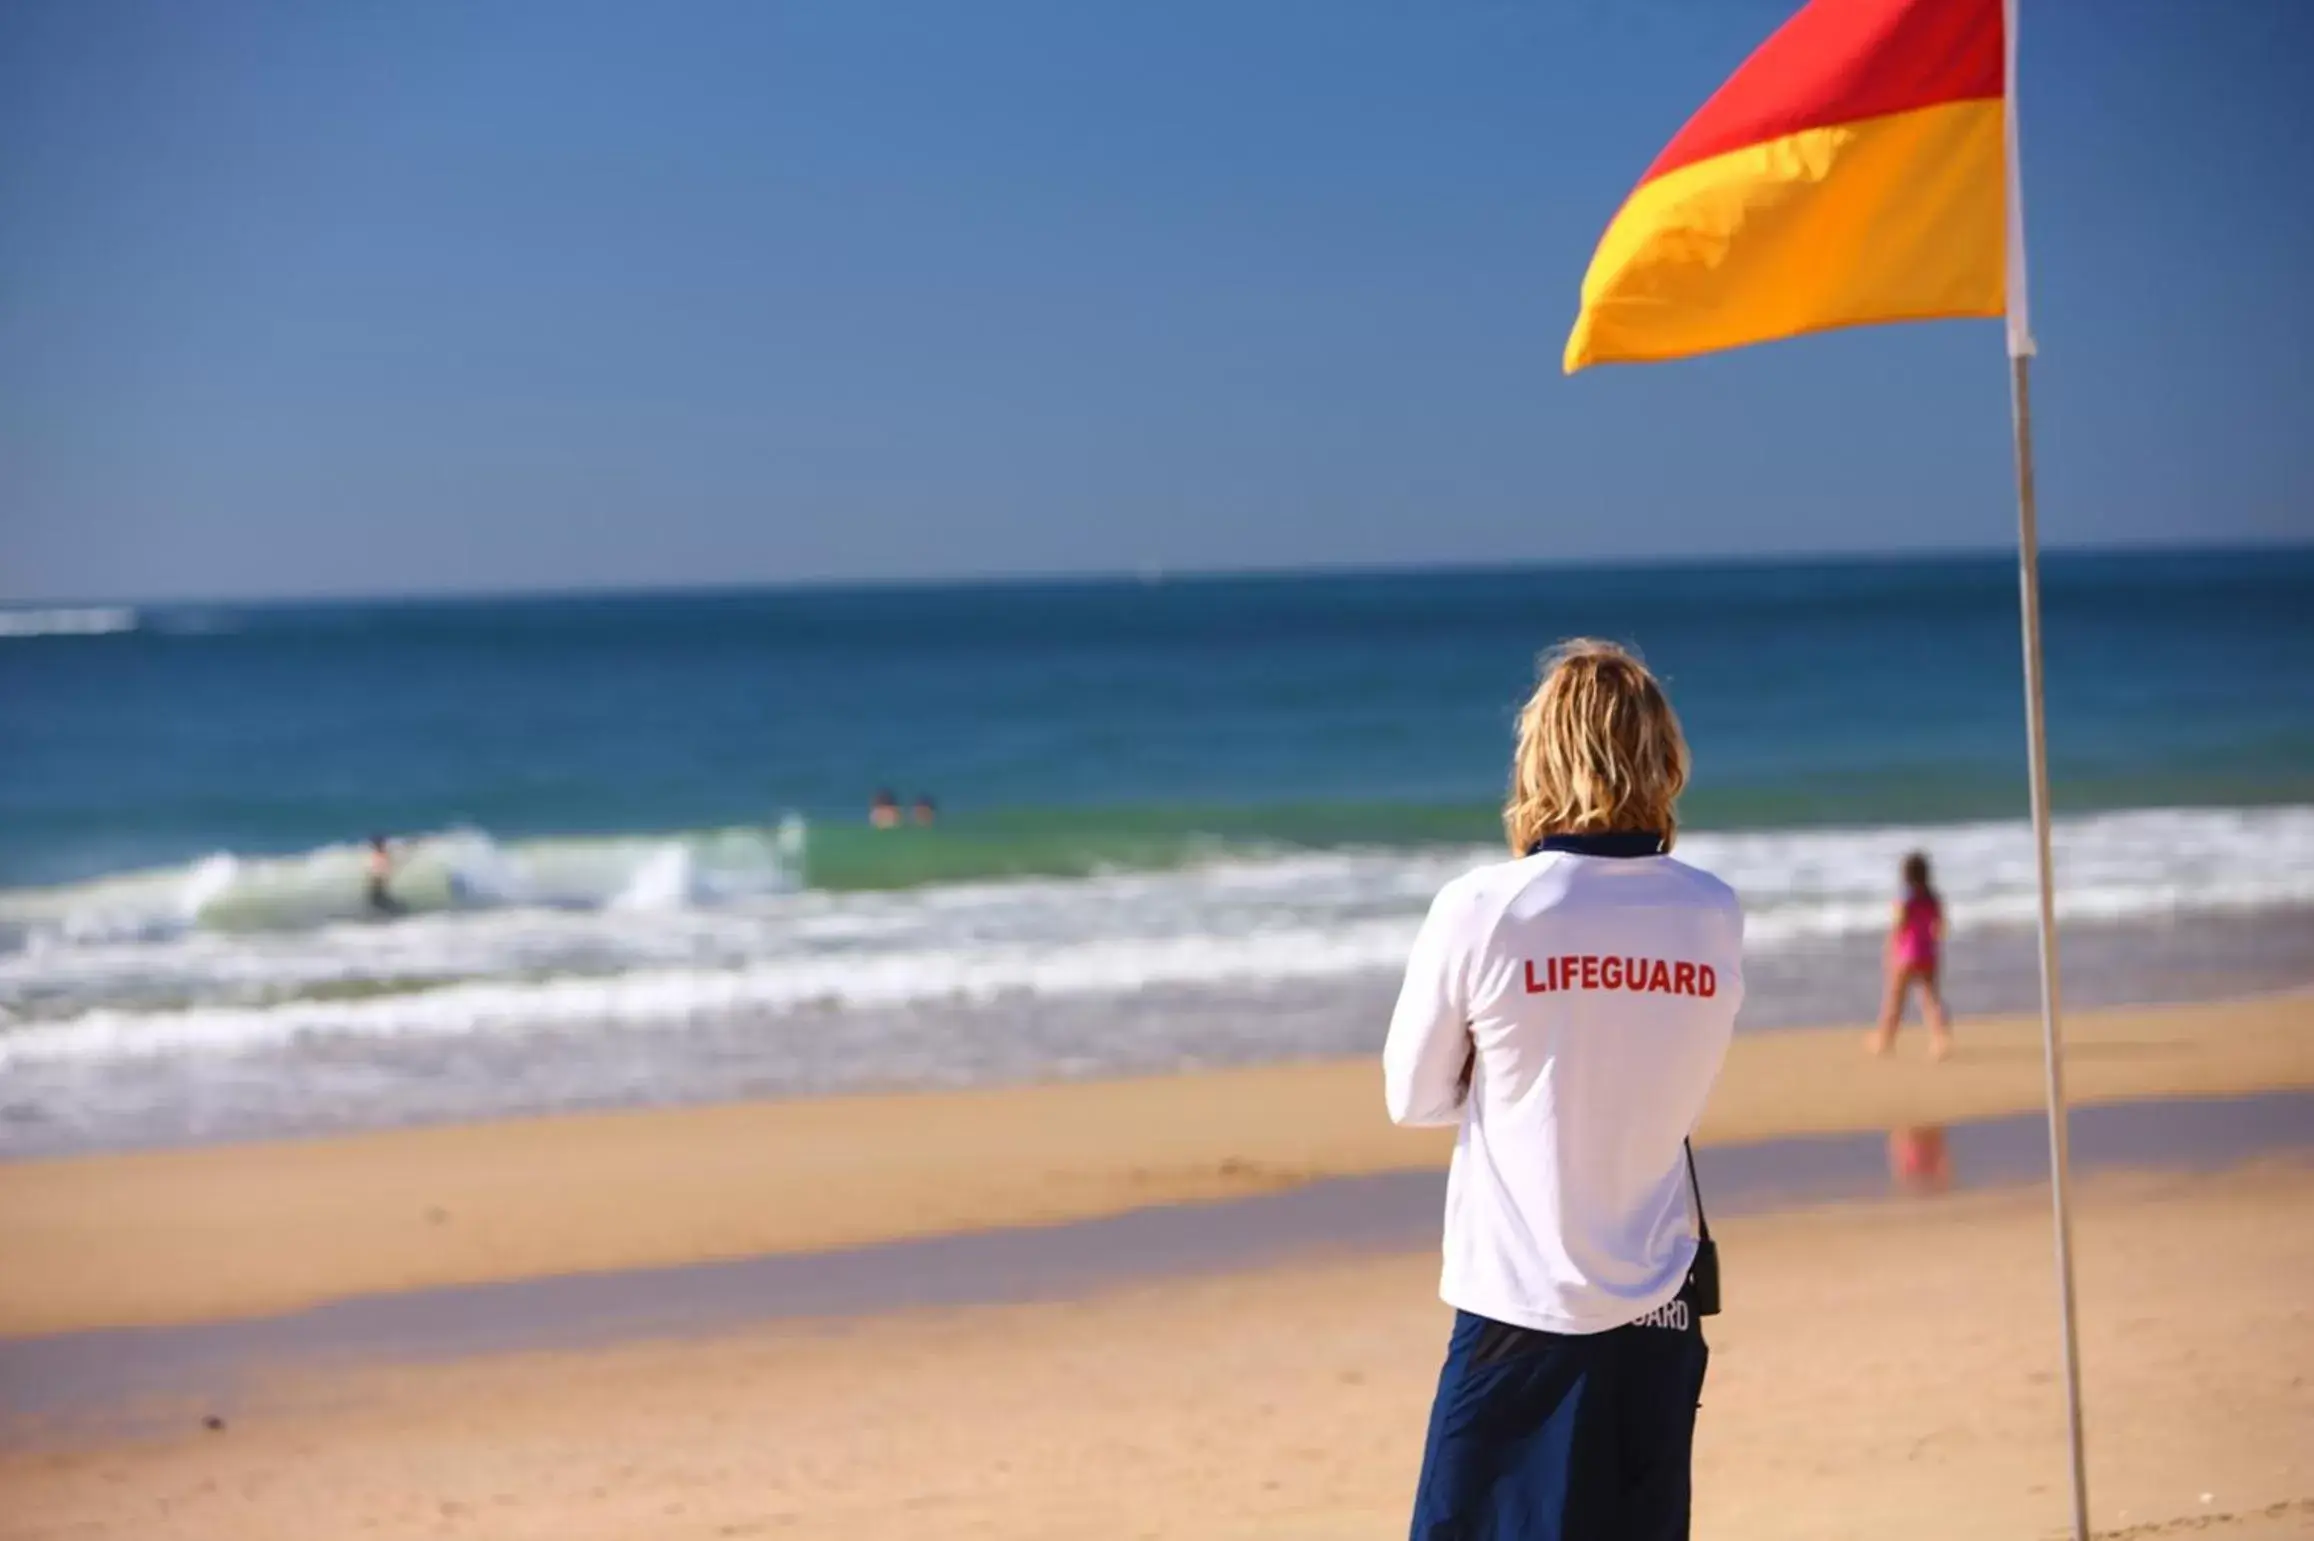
[1888,1125,1952,1194]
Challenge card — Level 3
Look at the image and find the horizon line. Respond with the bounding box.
[5,533,2307,613]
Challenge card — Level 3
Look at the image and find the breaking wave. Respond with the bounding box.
[0,606,137,639]
[2,804,2311,1073]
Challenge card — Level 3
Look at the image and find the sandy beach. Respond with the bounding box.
[4,995,2311,1337]
[2,1164,2308,1539]
[2,995,2310,1540]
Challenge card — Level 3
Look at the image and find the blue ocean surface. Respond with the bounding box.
[3,549,2311,1152]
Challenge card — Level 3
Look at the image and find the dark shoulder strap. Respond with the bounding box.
[1684,1139,1711,1242]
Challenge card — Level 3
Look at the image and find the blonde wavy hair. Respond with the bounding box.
[1504,638,1690,854]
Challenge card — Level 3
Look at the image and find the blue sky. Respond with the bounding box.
[2,0,2308,601]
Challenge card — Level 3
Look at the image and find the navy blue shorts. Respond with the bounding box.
[1408,1296,1708,1541]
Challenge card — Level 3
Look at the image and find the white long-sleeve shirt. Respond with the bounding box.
[1383,837,1744,1334]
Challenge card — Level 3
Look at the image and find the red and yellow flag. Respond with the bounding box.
[1564,0,2007,372]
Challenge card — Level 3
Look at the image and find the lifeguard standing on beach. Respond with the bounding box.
[1385,639,1742,1540]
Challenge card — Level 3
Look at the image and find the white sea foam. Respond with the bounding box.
[0,606,137,639]
[0,821,807,945]
[2,805,2311,1072]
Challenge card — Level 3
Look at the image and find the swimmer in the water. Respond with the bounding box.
[364,834,403,915]
[911,794,937,827]
[869,789,903,829]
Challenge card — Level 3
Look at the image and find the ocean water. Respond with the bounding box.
[3,550,2311,1154]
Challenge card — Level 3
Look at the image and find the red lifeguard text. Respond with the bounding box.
[1523,955,1717,998]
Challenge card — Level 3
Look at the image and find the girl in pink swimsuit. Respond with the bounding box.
[1869,851,1952,1059]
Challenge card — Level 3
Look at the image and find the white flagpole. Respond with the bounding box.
[2002,3,2090,1538]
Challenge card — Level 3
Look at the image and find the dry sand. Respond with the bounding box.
[3,1162,2307,1541]
[3,995,2311,1336]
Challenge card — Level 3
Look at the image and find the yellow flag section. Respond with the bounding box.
[1565,0,2006,372]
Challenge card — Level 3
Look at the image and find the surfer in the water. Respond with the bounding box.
[364,835,403,915]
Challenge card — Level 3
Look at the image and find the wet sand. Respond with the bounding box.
[3,1159,2308,1540]
[3,995,2310,1337]
[7,1089,2309,1429]
[1,996,2310,1538]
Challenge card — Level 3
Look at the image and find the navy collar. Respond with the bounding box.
[1529,830,1667,859]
